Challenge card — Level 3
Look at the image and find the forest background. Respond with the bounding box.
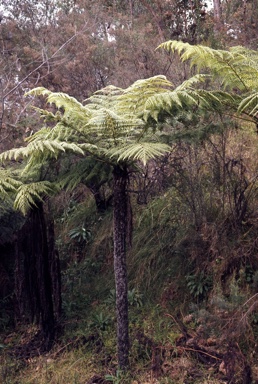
[1,1,258,383]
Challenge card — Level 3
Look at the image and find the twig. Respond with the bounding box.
[181,346,222,361]
[165,313,193,338]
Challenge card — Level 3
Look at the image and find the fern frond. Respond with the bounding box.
[28,87,89,114]
[25,127,52,142]
[26,87,52,97]
[58,158,111,191]
[0,169,22,203]
[106,142,171,166]
[87,108,144,141]
[143,91,184,121]
[58,170,85,191]
[175,74,210,91]
[158,40,258,91]
[238,92,258,116]
[116,75,174,116]
[35,140,87,161]
[143,88,205,121]
[28,88,92,138]
[0,147,29,162]
[86,85,123,110]
[44,124,79,142]
[13,181,57,215]
[28,121,90,143]
[0,140,86,164]
[32,107,62,123]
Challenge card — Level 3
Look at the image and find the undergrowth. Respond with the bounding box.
[1,177,258,383]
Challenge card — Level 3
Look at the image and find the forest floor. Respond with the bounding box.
[1,296,258,384]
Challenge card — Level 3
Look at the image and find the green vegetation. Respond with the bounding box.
[1,5,258,382]
[2,178,258,383]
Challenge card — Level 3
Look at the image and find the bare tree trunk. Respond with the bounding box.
[213,0,222,29]
[140,0,166,42]
[113,164,129,370]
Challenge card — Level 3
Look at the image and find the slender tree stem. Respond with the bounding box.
[113,164,129,370]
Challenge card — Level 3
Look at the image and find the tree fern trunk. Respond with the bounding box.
[113,164,129,370]
[15,203,58,351]
[34,204,55,350]
[46,209,62,321]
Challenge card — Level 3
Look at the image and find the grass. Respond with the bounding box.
[10,349,97,384]
[128,192,192,303]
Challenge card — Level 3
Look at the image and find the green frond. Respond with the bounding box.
[143,91,184,121]
[86,85,123,110]
[75,142,97,151]
[42,141,84,156]
[86,76,174,135]
[13,181,57,215]
[207,90,239,105]
[0,147,29,162]
[28,87,88,112]
[58,169,85,191]
[158,40,258,91]
[25,127,52,142]
[87,108,144,141]
[190,89,224,109]
[26,87,52,97]
[28,122,90,144]
[106,142,171,166]
[158,40,226,65]
[42,124,79,142]
[28,88,92,136]
[116,75,174,116]
[32,107,62,123]
[0,169,22,203]
[238,92,258,116]
[0,140,86,164]
[158,40,237,65]
[175,74,210,91]
[58,158,111,191]
[20,155,48,176]
[143,88,205,122]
